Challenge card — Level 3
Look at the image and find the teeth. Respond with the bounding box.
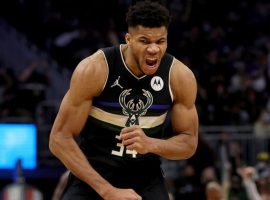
[146,57,158,67]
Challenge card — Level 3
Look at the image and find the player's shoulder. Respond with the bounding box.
[72,50,108,80]
[171,58,196,83]
[70,50,108,93]
[170,58,197,103]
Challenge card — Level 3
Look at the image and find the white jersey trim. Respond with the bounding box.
[168,57,175,102]
[98,49,109,92]
[89,106,167,128]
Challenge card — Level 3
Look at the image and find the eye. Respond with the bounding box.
[139,38,149,44]
[156,39,166,45]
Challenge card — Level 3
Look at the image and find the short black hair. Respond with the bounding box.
[126,1,171,29]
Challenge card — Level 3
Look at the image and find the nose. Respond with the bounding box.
[146,43,159,54]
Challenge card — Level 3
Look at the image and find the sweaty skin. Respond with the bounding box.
[49,25,198,200]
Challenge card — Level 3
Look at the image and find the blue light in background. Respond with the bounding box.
[0,123,37,170]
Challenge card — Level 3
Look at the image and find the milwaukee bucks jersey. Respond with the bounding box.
[79,44,174,167]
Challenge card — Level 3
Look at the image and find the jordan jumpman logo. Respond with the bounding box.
[110,76,123,89]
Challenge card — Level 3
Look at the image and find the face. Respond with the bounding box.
[125,25,168,76]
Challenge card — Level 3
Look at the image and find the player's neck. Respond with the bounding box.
[121,44,144,77]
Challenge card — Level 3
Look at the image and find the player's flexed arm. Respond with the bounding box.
[49,51,142,200]
[120,59,199,160]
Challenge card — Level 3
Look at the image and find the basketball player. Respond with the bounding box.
[49,1,199,200]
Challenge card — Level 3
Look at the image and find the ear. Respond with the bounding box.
[125,33,131,44]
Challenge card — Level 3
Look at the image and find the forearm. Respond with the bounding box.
[243,179,262,200]
[49,134,113,197]
[149,133,197,160]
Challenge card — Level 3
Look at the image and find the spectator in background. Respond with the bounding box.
[239,165,270,200]
[205,181,223,200]
[239,166,262,200]
[227,174,249,200]
[254,100,270,139]
[255,152,270,200]
[198,167,220,200]
[175,164,201,200]
[16,59,51,118]
[254,100,270,152]
[0,66,19,119]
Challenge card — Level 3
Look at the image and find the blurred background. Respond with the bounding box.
[0,0,269,199]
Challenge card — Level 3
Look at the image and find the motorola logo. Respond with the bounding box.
[150,76,164,91]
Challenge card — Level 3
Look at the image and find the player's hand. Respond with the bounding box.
[119,125,154,154]
[102,187,142,200]
[238,166,255,180]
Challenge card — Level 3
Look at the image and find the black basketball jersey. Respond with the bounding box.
[79,44,174,168]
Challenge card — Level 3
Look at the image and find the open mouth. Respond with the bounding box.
[146,58,158,68]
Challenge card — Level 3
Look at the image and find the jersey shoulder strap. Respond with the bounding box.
[100,45,120,68]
